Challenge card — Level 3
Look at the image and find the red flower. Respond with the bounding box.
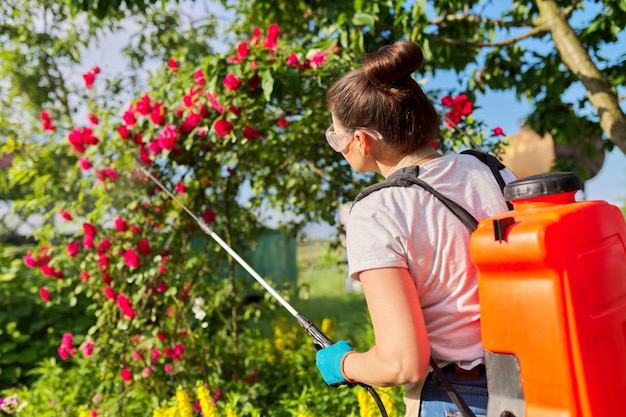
[78,157,93,172]
[83,223,97,237]
[136,93,153,116]
[194,69,205,87]
[250,26,262,45]
[175,182,186,194]
[242,125,264,141]
[118,125,131,140]
[116,293,135,319]
[137,239,151,255]
[229,105,242,117]
[104,285,116,300]
[40,111,55,132]
[97,238,111,254]
[214,119,234,137]
[311,51,326,68]
[248,73,260,91]
[452,94,473,116]
[98,254,110,271]
[66,241,80,258]
[150,103,166,125]
[157,332,167,341]
[40,287,50,302]
[223,74,241,91]
[23,252,37,268]
[120,368,132,382]
[299,59,311,72]
[83,235,94,250]
[122,110,137,126]
[88,111,99,125]
[59,210,72,221]
[83,71,96,89]
[157,125,178,150]
[41,264,64,279]
[277,117,288,128]
[124,248,140,269]
[82,340,94,357]
[58,333,76,359]
[263,23,280,50]
[115,217,128,232]
[237,41,249,58]
[201,209,216,224]
[79,271,91,283]
[287,53,299,67]
[156,281,167,292]
[167,57,178,74]
[492,126,505,136]
[440,95,454,107]
[67,126,100,154]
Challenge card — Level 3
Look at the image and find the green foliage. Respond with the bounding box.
[0,242,93,389]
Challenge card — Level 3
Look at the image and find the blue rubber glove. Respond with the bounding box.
[315,340,354,386]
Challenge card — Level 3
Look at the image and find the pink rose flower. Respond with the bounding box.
[214,119,234,137]
[124,248,140,269]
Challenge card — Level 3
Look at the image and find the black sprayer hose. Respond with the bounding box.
[140,167,389,417]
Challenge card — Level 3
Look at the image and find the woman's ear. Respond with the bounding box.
[354,129,373,157]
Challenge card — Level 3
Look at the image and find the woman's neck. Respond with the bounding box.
[380,147,441,178]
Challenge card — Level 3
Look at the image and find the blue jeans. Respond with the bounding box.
[418,364,488,417]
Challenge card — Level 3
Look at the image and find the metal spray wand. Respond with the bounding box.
[139,167,388,417]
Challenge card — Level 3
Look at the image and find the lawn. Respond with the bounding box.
[293,240,371,346]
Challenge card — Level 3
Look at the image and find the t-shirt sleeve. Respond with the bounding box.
[345,194,409,281]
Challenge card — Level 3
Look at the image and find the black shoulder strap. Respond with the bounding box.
[354,166,479,231]
[461,150,513,210]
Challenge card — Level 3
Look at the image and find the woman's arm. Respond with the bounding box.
[342,267,430,386]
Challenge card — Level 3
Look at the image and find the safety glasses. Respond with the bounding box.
[325,125,383,153]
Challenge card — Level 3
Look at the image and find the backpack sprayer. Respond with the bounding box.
[139,167,389,417]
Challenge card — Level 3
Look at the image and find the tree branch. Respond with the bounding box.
[535,0,626,155]
[431,24,547,47]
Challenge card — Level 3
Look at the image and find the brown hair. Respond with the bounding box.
[326,40,440,154]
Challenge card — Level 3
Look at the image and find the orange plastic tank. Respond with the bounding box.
[470,172,626,417]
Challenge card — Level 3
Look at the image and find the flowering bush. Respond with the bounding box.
[3,18,504,416]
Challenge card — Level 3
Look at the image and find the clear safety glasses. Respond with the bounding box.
[325,125,383,153]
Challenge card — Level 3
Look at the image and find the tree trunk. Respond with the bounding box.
[535,0,626,156]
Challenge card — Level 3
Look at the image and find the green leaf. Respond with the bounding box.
[352,12,376,28]
[261,69,274,102]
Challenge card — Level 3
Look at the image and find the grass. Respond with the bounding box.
[293,240,371,345]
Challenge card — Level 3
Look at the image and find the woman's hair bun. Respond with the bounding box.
[363,40,424,86]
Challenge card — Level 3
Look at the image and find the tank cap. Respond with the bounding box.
[504,172,582,201]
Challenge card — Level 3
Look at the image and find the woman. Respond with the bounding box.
[314,40,516,416]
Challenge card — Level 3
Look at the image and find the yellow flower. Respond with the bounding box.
[151,408,166,417]
[165,405,178,417]
[225,405,237,417]
[196,382,217,417]
[378,387,398,417]
[273,316,288,352]
[320,318,335,340]
[358,387,399,417]
[357,388,378,417]
[176,388,194,417]
[78,411,91,417]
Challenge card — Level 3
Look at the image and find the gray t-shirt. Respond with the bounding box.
[346,152,516,367]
